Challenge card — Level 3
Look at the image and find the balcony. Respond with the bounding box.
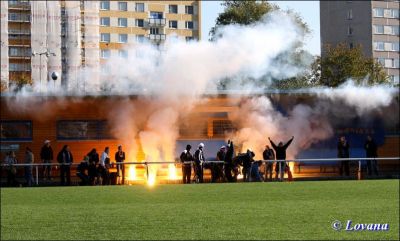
[8,1,30,10]
[148,34,166,42]
[147,18,166,27]
[8,29,31,35]
[8,14,30,22]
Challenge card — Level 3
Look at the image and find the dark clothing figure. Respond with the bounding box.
[115,151,126,184]
[224,141,235,182]
[57,147,73,186]
[87,150,99,185]
[40,144,53,179]
[194,146,205,183]
[365,138,379,176]
[4,152,18,187]
[269,137,294,180]
[180,148,193,184]
[263,148,275,181]
[241,150,255,182]
[250,161,263,182]
[77,161,89,185]
[338,138,350,176]
[212,148,226,183]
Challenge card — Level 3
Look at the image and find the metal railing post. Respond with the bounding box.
[145,162,149,181]
[35,165,39,185]
[358,160,362,180]
[279,161,282,182]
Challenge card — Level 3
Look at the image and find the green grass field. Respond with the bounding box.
[1,180,399,240]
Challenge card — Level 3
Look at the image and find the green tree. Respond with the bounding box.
[320,43,389,87]
[210,0,310,40]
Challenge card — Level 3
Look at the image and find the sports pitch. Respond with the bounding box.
[1,180,399,240]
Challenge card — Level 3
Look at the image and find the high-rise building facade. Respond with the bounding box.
[0,0,201,92]
[320,0,399,84]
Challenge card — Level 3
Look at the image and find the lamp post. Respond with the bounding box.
[31,50,56,93]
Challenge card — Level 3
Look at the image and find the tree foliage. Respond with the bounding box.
[320,43,389,87]
[209,0,310,40]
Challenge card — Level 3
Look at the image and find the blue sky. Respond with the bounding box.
[201,1,321,56]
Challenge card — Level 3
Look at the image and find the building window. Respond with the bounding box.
[185,5,194,14]
[100,17,110,26]
[57,120,112,140]
[118,2,127,11]
[373,8,384,17]
[349,42,353,49]
[9,63,30,71]
[347,26,353,35]
[135,19,144,27]
[185,21,193,29]
[373,41,384,51]
[384,58,399,68]
[185,36,194,42]
[118,18,127,27]
[169,5,178,14]
[100,1,110,10]
[373,25,384,34]
[118,34,128,43]
[0,121,33,141]
[391,42,399,51]
[390,75,399,84]
[135,3,144,12]
[136,35,145,43]
[212,120,235,137]
[390,25,399,35]
[149,28,159,35]
[9,47,30,57]
[150,12,163,19]
[119,50,128,58]
[389,9,399,18]
[100,33,110,42]
[347,9,353,20]
[100,49,111,59]
[169,20,177,29]
[376,58,385,66]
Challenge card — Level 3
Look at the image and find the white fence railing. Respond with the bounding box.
[1,157,399,185]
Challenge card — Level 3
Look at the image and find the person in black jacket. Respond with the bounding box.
[263,145,275,181]
[364,135,379,176]
[224,140,235,182]
[242,149,255,182]
[180,144,193,184]
[194,143,205,183]
[57,145,73,186]
[115,145,126,185]
[40,140,53,180]
[337,136,350,176]
[87,148,99,185]
[269,136,294,180]
[213,146,226,183]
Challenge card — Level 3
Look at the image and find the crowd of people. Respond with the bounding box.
[1,135,380,187]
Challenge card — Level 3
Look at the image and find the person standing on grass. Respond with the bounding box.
[25,147,34,187]
[180,144,193,184]
[268,136,294,181]
[99,147,110,185]
[87,148,99,185]
[263,145,275,181]
[4,151,18,187]
[40,140,53,180]
[337,136,350,176]
[213,146,226,183]
[77,157,90,186]
[364,135,379,176]
[194,143,205,183]
[57,145,73,186]
[224,140,235,182]
[115,145,126,185]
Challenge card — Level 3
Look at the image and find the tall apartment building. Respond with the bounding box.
[0,0,201,92]
[320,0,399,84]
